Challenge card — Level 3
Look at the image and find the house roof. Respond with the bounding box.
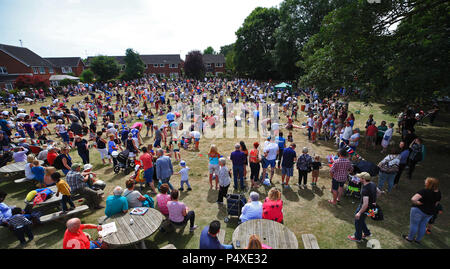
[86,54,182,66]
[202,54,225,64]
[44,57,82,67]
[0,43,55,68]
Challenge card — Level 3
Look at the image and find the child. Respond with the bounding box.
[177,161,191,191]
[51,171,76,214]
[426,203,443,234]
[31,160,45,188]
[171,137,180,162]
[8,207,34,245]
[311,156,322,186]
[287,131,293,143]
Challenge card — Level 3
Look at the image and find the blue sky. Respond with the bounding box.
[0,0,283,59]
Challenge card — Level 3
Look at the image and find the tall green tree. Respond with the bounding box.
[123,48,145,80]
[234,7,280,79]
[184,50,205,79]
[220,43,236,74]
[89,55,120,82]
[203,46,217,55]
[80,69,94,83]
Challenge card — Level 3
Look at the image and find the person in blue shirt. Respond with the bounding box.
[0,115,11,136]
[199,220,233,249]
[31,160,45,187]
[239,192,263,223]
[105,186,128,218]
[275,132,286,169]
[0,190,13,226]
[394,141,410,186]
[281,143,297,187]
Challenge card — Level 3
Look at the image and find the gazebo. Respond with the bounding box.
[274,82,292,91]
[49,75,80,86]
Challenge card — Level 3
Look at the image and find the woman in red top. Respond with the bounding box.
[249,142,260,188]
[262,188,283,223]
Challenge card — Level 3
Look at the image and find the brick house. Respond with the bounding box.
[202,54,226,76]
[44,57,85,77]
[0,43,56,90]
[87,54,183,79]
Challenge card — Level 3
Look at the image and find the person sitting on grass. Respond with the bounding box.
[167,189,198,232]
[156,183,171,217]
[51,172,76,215]
[123,179,154,209]
[63,217,103,249]
[239,192,262,223]
[199,220,233,249]
[105,186,128,218]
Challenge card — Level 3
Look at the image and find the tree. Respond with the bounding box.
[219,44,234,57]
[89,55,120,82]
[184,50,205,80]
[59,78,77,87]
[123,48,145,81]
[234,7,280,79]
[203,46,217,55]
[80,69,94,83]
[14,75,49,89]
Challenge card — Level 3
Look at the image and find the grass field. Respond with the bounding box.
[0,92,449,249]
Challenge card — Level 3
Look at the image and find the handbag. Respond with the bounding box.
[366,204,384,221]
[378,156,399,174]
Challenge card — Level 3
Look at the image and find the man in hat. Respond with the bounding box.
[74,135,89,164]
[66,163,103,210]
[348,172,381,242]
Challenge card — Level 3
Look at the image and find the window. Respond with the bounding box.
[49,67,54,74]
[159,73,165,77]
[144,64,148,69]
[5,83,13,90]
[207,63,212,68]
[62,66,73,73]
[169,63,177,68]
[170,73,179,78]
[159,63,164,67]
[39,67,46,74]
[32,67,39,74]
[153,64,158,68]
[215,63,223,67]
[0,67,7,74]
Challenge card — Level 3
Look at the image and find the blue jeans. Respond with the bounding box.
[180,180,191,189]
[378,172,396,192]
[232,165,244,189]
[408,207,432,242]
[354,206,370,241]
[144,168,153,184]
[160,177,174,191]
[222,244,233,249]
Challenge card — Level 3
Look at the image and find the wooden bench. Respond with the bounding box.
[302,234,320,249]
[218,229,226,244]
[40,205,89,223]
[161,244,177,249]
[14,178,31,184]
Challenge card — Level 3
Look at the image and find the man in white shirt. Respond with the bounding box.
[262,137,279,184]
[307,115,314,140]
[341,121,353,148]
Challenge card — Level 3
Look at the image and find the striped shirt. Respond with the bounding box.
[8,214,32,229]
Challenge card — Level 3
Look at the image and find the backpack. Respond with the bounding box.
[378,155,399,174]
[53,154,64,170]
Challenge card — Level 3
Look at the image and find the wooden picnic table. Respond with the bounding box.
[102,208,164,249]
[232,219,298,249]
[0,160,44,175]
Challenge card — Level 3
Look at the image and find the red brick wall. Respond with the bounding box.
[0,51,33,74]
[144,63,182,77]
[73,61,84,76]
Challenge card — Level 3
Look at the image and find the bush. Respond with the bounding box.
[59,78,77,87]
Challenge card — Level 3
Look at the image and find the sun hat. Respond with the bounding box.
[356,172,371,181]
[83,163,93,171]
[180,160,186,167]
[71,163,82,171]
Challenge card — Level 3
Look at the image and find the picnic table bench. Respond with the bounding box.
[301,234,320,249]
[232,219,298,249]
[0,160,45,181]
[40,205,90,223]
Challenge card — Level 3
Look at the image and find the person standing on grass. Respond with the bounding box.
[377,148,400,193]
[381,123,394,153]
[348,172,381,242]
[217,158,231,204]
[208,144,220,190]
[95,131,111,164]
[155,148,174,191]
[74,136,90,165]
[281,143,297,188]
[329,148,353,205]
[275,132,286,169]
[296,147,312,188]
[249,142,261,188]
[376,121,387,146]
[407,138,424,180]
[262,137,278,185]
[230,143,246,191]
[139,147,157,194]
[394,141,410,186]
[403,177,441,244]
[365,121,378,149]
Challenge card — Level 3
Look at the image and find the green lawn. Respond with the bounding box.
[0,93,449,249]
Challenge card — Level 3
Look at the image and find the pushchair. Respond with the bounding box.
[224,194,247,223]
[345,175,362,199]
[345,160,379,199]
[112,149,136,174]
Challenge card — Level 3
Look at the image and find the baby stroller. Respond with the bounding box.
[345,175,362,199]
[112,149,136,174]
[224,194,247,223]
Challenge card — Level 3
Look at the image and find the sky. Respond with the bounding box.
[0,0,283,60]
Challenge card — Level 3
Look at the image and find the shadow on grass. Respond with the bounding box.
[282,186,299,202]
[206,189,218,203]
[296,187,314,201]
[148,229,195,249]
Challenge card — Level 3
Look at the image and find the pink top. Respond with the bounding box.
[156,194,171,215]
[167,200,186,223]
[132,122,143,130]
[262,244,272,249]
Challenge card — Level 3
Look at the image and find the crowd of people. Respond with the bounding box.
[0,78,443,249]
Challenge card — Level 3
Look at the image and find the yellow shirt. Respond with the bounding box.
[56,180,71,196]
